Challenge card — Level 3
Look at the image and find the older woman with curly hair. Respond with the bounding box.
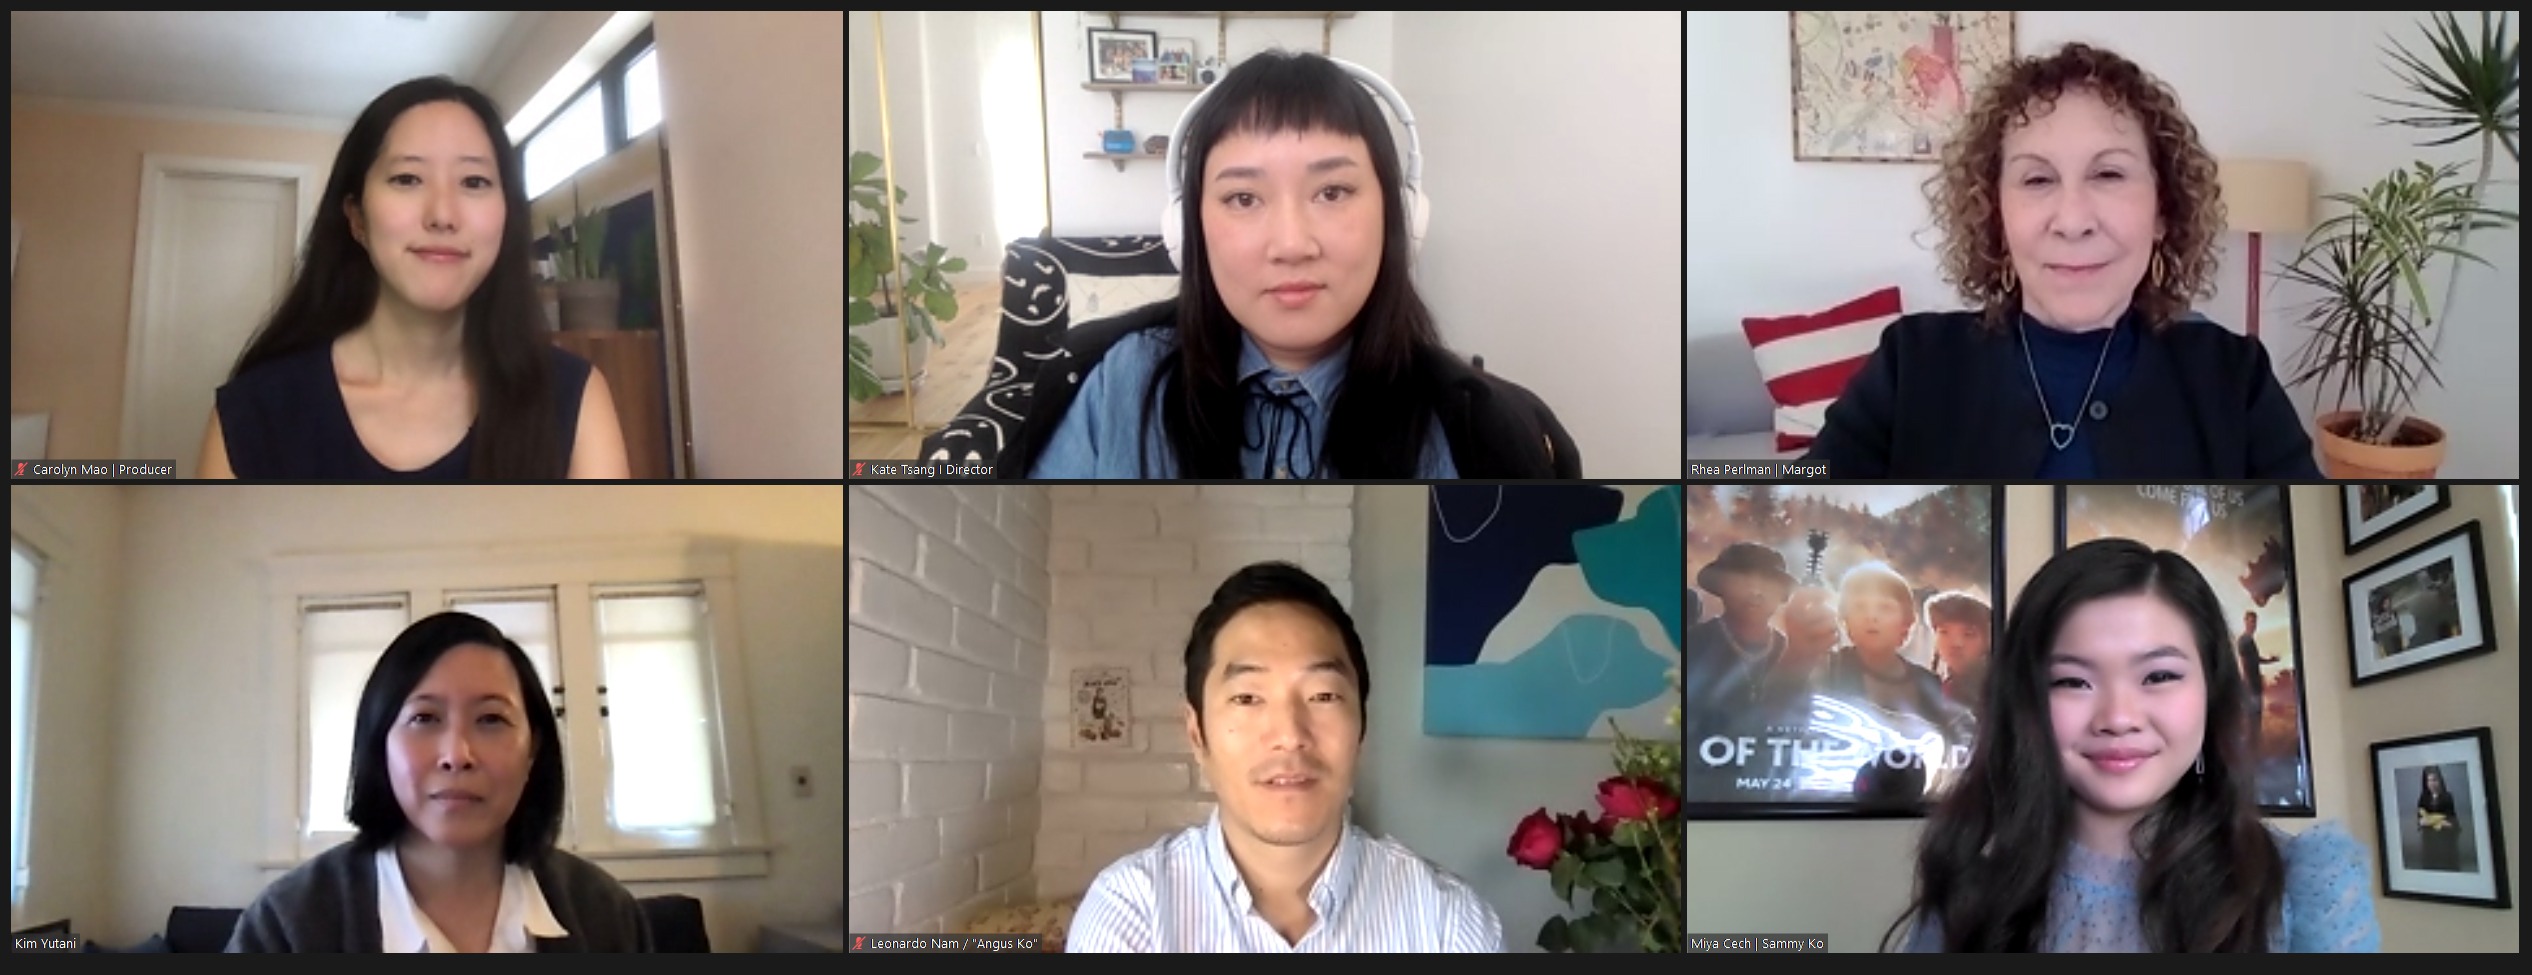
[1804,43,2321,479]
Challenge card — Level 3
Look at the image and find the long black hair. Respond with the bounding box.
[1147,51,1446,478]
[1883,538,2285,951]
[346,612,566,864]
[228,75,560,479]
[2419,767,2451,806]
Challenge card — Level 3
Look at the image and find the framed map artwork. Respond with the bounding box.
[1789,11,2015,162]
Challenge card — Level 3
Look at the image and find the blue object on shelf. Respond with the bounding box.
[1102,129,1136,154]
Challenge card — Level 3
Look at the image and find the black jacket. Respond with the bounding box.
[996,302,1580,479]
[1802,310,2323,479]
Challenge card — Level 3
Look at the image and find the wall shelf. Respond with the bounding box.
[1102,11,1356,19]
[1086,11,1357,171]
[1082,82,1203,93]
[1084,151,1167,172]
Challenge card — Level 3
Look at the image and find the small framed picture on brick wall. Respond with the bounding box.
[1071,666,1132,749]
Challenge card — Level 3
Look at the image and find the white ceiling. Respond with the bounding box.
[8,11,539,125]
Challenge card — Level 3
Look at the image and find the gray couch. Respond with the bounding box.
[1684,330,1800,461]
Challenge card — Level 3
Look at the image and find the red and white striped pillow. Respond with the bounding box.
[1740,287,1903,452]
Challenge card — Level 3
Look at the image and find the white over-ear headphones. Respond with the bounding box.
[1161,55,1427,273]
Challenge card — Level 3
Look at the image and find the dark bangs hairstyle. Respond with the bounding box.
[1883,538,2285,952]
[347,611,566,864]
[1152,50,1446,478]
[229,75,561,479]
[1181,561,1371,741]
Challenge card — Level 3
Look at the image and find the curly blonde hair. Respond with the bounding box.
[1925,42,2224,331]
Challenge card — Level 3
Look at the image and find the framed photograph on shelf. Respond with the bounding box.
[2056,485,2315,816]
[1158,36,1198,66]
[2369,726,2512,909]
[1678,485,2003,819]
[2344,521,2497,686]
[1788,11,2016,162]
[1088,27,1158,84]
[2342,484,2451,555]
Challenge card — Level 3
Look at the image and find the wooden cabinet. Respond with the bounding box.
[551,330,673,478]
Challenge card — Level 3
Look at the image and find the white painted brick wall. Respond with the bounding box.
[850,486,1050,934]
[1036,485,1356,900]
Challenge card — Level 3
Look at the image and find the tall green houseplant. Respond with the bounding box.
[2279,11,2519,476]
[850,150,969,404]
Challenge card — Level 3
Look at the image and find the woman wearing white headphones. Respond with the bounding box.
[1002,51,1575,480]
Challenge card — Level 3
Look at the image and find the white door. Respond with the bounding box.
[123,159,309,479]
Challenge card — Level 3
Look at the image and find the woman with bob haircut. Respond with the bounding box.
[1884,539,2377,952]
[229,612,652,951]
[1003,50,1576,479]
[1804,43,2320,479]
[202,75,631,480]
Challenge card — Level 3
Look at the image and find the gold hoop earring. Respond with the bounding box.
[1998,264,2017,295]
[2148,250,2167,290]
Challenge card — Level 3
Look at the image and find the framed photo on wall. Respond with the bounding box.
[1070,666,1132,750]
[2056,485,2316,816]
[2344,521,2497,686]
[1788,11,2016,162]
[2369,726,2512,909]
[1087,27,1158,84]
[1679,485,2003,819]
[2342,483,2451,555]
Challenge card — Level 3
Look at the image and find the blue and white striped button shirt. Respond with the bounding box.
[1067,808,1504,952]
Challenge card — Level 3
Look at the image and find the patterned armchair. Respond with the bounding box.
[919,236,1177,467]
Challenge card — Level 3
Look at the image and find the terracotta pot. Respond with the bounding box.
[2314,410,2446,479]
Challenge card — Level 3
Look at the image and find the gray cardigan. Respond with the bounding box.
[226,841,654,952]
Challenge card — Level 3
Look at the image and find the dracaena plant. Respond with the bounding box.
[850,149,969,404]
[2279,11,2520,444]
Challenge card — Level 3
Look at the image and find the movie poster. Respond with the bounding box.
[2058,485,2315,816]
[1680,485,2003,818]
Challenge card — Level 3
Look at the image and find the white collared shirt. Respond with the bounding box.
[374,845,570,952]
[1067,808,1504,952]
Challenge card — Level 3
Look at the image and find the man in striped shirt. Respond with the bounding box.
[1067,562,1505,952]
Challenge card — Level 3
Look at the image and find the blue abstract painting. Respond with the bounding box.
[1424,485,1683,740]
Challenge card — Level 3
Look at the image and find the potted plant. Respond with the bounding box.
[850,149,969,404]
[547,200,619,332]
[2277,11,2518,477]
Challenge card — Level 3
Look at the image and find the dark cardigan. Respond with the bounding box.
[225,841,653,952]
[996,301,1581,479]
[1802,310,2323,479]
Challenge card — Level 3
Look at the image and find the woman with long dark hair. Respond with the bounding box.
[200,76,630,479]
[1002,51,1574,479]
[2416,767,2463,872]
[1883,539,2378,951]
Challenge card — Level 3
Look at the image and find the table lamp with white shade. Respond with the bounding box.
[2217,158,2314,337]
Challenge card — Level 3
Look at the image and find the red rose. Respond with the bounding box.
[1507,807,1563,870]
[1595,776,1680,825]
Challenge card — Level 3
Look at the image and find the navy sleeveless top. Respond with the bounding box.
[214,343,591,479]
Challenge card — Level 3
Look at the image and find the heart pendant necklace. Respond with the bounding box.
[2018,318,2115,453]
